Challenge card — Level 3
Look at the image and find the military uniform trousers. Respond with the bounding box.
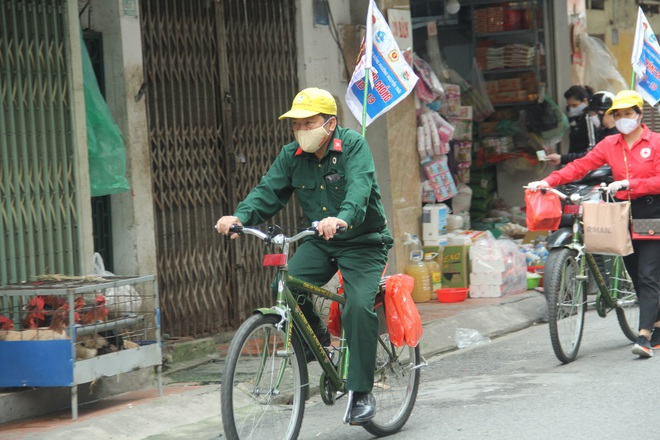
[276,230,391,392]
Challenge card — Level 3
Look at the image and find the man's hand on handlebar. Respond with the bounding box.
[317,217,348,240]
[216,215,243,239]
[526,180,549,191]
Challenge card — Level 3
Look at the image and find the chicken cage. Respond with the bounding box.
[0,275,162,420]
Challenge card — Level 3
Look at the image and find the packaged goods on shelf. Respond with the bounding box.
[423,157,458,203]
[443,84,461,115]
[456,163,471,185]
[453,141,472,162]
[483,136,514,155]
[476,44,536,71]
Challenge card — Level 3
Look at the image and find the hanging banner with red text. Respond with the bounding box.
[345,0,418,127]
[631,7,660,106]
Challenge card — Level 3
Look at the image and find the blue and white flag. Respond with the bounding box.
[345,0,418,127]
[631,7,660,106]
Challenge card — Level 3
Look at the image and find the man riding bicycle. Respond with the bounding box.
[216,87,393,424]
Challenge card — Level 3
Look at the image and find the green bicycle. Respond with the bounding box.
[535,185,638,363]
[220,224,423,439]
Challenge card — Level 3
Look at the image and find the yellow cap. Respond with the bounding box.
[278,88,337,119]
[606,90,644,114]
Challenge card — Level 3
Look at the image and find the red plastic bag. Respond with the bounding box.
[524,189,562,231]
[328,271,345,337]
[384,281,405,347]
[386,274,423,347]
[328,302,342,337]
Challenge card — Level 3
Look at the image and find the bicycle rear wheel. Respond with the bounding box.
[545,248,586,363]
[609,257,638,342]
[363,333,421,437]
[221,314,308,440]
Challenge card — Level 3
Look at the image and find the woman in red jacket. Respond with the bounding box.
[528,90,660,358]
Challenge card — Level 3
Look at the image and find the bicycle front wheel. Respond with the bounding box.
[221,313,308,440]
[363,333,421,437]
[545,248,586,363]
[609,257,638,342]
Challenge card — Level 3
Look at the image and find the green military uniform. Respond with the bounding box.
[234,125,393,392]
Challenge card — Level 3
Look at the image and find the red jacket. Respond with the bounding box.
[544,124,660,200]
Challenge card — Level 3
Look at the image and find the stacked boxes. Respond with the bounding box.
[448,105,473,185]
[469,236,527,297]
[476,44,536,71]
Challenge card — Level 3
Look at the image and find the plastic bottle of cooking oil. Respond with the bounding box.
[424,252,442,293]
[403,233,433,303]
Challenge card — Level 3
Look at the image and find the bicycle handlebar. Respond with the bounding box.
[523,186,568,200]
[226,223,347,247]
[523,183,609,204]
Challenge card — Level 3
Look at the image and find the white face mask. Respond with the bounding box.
[590,114,601,129]
[615,115,640,135]
[295,118,332,153]
[568,102,587,117]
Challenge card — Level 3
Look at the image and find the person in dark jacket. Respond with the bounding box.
[564,85,595,156]
[216,87,393,423]
[548,90,619,165]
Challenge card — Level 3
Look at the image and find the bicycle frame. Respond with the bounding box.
[221,224,423,439]
[256,270,350,392]
[552,189,629,313]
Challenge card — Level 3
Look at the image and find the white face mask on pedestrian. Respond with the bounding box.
[589,114,601,129]
[615,115,641,135]
[568,103,587,117]
[295,118,332,153]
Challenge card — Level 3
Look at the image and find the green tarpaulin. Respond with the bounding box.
[82,34,130,197]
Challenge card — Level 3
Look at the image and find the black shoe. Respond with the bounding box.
[651,329,660,350]
[632,335,653,358]
[349,392,376,425]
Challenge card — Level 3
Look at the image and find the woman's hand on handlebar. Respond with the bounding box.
[526,180,549,191]
[216,216,243,239]
[317,217,348,240]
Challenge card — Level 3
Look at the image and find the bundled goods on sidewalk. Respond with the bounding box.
[469,232,527,298]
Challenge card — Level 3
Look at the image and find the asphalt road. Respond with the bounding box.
[298,308,651,440]
[20,308,652,440]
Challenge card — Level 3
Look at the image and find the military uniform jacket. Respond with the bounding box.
[234,126,388,241]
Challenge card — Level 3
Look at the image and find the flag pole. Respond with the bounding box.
[361,68,370,137]
[361,0,374,138]
[630,71,636,90]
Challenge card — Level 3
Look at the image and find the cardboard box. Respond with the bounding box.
[523,230,550,244]
[497,77,522,92]
[441,245,470,288]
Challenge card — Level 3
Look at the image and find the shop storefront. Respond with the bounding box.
[397,0,570,301]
